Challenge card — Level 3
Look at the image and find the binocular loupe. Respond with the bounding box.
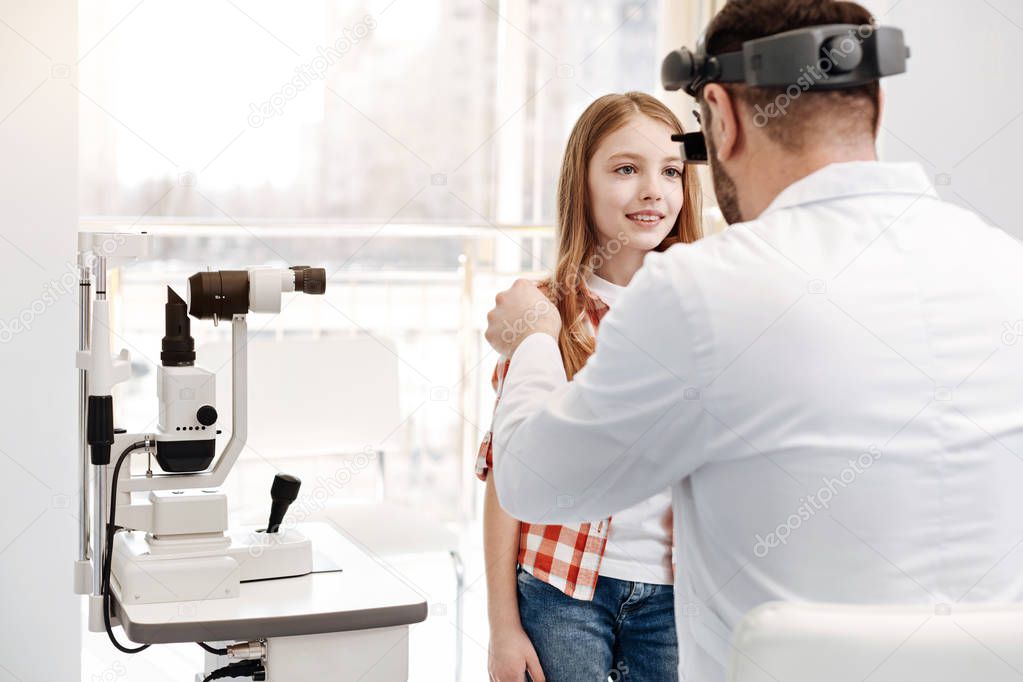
[660,23,910,163]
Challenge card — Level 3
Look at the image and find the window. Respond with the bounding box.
[80,0,665,522]
[79,0,662,225]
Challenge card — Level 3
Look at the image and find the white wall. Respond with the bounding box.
[869,0,1021,238]
[0,0,80,680]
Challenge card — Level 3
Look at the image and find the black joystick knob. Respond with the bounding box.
[265,473,301,533]
[196,405,217,426]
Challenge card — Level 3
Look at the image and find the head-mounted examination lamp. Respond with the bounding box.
[661,23,910,163]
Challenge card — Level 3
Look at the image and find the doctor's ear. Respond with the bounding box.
[702,84,740,162]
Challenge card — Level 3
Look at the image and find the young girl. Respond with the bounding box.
[477,92,702,682]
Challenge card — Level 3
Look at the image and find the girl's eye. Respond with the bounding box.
[615,165,636,175]
[664,167,682,178]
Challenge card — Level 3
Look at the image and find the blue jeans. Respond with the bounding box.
[517,567,678,682]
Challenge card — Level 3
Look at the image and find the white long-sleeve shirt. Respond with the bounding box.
[581,273,673,585]
[492,161,1023,681]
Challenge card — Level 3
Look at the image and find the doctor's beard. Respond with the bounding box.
[705,136,743,224]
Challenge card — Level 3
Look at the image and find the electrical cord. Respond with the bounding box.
[102,440,150,654]
[201,659,266,681]
[102,443,264,680]
[197,642,229,656]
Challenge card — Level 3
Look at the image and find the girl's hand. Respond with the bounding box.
[488,623,546,682]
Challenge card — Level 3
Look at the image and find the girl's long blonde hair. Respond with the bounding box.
[542,92,703,379]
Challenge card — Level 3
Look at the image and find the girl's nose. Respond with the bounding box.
[641,180,662,202]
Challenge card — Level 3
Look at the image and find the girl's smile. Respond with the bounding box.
[625,209,666,226]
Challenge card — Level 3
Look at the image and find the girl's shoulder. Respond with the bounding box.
[535,276,604,309]
[535,277,559,303]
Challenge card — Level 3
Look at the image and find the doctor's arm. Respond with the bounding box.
[491,252,711,524]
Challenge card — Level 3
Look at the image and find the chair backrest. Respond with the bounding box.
[197,334,402,457]
[728,601,1023,682]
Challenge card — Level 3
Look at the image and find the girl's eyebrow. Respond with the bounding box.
[606,151,682,164]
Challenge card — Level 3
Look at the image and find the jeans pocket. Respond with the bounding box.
[516,567,543,592]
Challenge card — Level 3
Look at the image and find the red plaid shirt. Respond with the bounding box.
[476,292,615,601]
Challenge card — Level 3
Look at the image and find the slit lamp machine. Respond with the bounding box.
[72,232,427,681]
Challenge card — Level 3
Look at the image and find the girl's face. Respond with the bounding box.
[586,114,685,256]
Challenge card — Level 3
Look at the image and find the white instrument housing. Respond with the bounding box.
[157,364,217,442]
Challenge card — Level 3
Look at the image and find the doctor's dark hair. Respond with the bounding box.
[541,92,702,380]
[703,0,881,148]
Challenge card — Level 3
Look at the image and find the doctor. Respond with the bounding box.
[484,0,1023,680]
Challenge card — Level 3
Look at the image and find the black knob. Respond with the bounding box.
[303,268,326,295]
[290,266,326,295]
[196,405,218,426]
[266,474,302,533]
[271,473,301,501]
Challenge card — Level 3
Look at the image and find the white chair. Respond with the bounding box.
[200,335,465,682]
[727,601,1023,682]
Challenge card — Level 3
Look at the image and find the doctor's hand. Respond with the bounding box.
[485,279,562,357]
